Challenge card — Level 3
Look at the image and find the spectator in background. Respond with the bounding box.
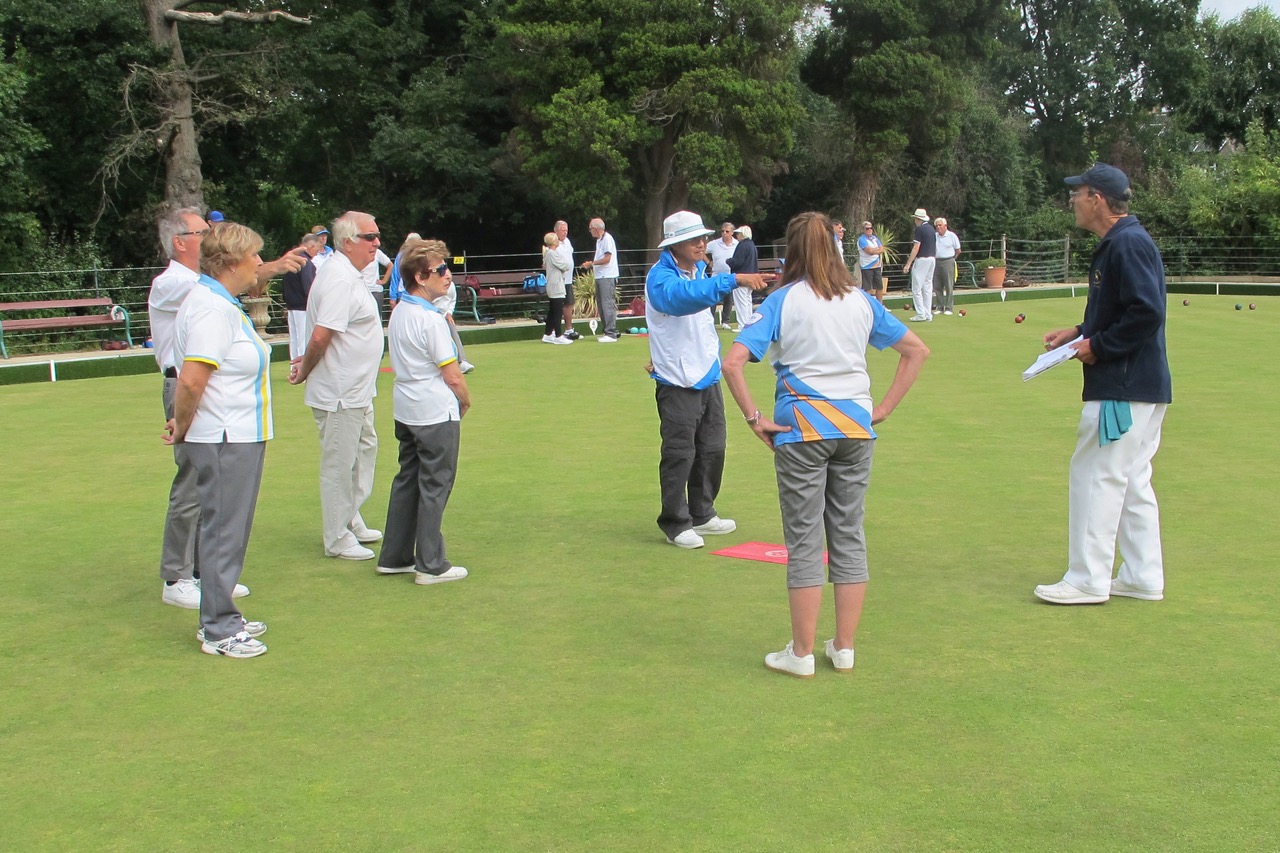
[582,217,620,343]
[361,243,393,325]
[376,239,472,587]
[857,221,886,304]
[902,208,936,322]
[726,225,760,298]
[289,211,386,562]
[310,225,333,273]
[707,222,738,329]
[282,233,321,360]
[208,210,225,223]
[387,232,420,309]
[933,217,961,315]
[542,231,574,344]
[722,211,929,678]
[554,220,580,339]
[833,219,846,260]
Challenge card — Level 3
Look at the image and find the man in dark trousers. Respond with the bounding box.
[283,233,321,360]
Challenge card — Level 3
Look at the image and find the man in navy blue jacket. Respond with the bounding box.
[1035,164,1173,605]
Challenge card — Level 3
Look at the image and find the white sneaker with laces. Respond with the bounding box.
[1033,580,1108,605]
[943,310,953,316]
[542,334,559,344]
[765,641,815,678]
[197,618,266,641]
[162,578,200,609]
[824,639,855,672]
[328,542,375,561]
[598,335,619,343]
[200,630,267,658]
[667,529,704,549]
[692,516,736,535]
[553,335,574,345]
[415,565,469,585]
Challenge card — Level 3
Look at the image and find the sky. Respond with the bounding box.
[1199,0,1280,18]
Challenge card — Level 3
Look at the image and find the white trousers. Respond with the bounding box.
[1064,400,1167,596]
[911,257,936,317]
[312,404,378,553]
[287,310,309,361]
[731,286,753,327]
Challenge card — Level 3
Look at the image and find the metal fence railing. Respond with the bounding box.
[2,235,1278,357]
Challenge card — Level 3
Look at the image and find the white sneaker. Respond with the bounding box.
[162,578,200,609]
[909,315,929,322]
[598,335,619,343]
[197,618,267,641]
[667,529,704,549]
[328,542,375,561]
[1033,580,1109,605]
[541,334,559,344]
[415,565,469,585]
[692,516,736,535]
[460,361,476,374]
[200,630,267,658]
[376,564,416,575]
[824,639,855,672]
[765,641,815,678]
[1110,578,1163,601]
[553,335,574,345]
[943,310,953,316]
[720,323,731,330]
[350,524,382,544]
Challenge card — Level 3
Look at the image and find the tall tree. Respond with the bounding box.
[0,51,46,270]
[493,0,806,253]
[1181,8,1280,150]
[802,0,1004,226]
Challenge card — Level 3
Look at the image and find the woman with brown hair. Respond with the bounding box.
[722,211,930,678]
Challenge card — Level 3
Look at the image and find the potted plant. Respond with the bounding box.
[975,256,1007,288]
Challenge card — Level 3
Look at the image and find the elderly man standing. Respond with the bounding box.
[902,208,936,322]
[707,222,738,329]
[1034,164,1172,605]
[645,211,773,549]
[149,207,299,606]
[554,220,580,340]
[932,217,962,315]
[290,211,386,561]
[581,217,620,343]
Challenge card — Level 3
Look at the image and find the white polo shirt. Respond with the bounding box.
[706,238,738,275]
[361,249,392,290]
[936,230,962,260]
[175,277,273,443]
[388,294,460,425]
[735,281,906,446]
[304,251,384,411]
[148,259,201,372]
[592,232,619,279]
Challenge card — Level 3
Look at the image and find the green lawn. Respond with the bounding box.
[1,295,1276,851]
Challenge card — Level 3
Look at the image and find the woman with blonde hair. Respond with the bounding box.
[722,211,930,678]
[164,221,273,658]
[377,239,472,585]
[542,231,573,344]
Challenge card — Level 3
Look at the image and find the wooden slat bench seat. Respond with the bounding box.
[456,271,545,324]
[0,297,132,358]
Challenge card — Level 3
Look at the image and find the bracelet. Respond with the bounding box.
[745,410,760,426]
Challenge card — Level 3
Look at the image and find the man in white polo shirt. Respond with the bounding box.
[933,217,962,315]
[290,211,386,561]
[581,217,620,342]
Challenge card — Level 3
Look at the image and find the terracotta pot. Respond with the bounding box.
[983,266,1006,288]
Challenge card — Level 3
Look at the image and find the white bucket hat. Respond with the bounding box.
[732,224,753,240]
[912,208,929,221]
[658,211,715,249]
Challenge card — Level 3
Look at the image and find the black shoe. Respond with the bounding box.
[564,331,581,340]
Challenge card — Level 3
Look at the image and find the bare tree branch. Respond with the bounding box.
[165,9,311,26]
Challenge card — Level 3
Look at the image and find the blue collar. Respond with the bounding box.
[399,292,443,313]
[197,274,245,311]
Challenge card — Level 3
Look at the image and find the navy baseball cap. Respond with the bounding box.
[1064,164,1131,199]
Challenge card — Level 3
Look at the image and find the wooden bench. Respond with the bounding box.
[456,271,545,324]
[0,297,133,359]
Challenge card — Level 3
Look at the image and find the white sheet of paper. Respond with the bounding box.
[1023,335,1084,381]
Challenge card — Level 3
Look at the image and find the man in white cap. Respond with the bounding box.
[644,210,774,549]
[902,208,936,321]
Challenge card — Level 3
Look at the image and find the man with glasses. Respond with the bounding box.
[644,211,774,549]
[1034,164,1171,605]
[149,208,300,608]
[290,211,387,561]
[856,221,886,304]
[707,222,738,329]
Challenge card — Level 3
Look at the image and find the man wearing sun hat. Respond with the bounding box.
[902,208,936,321]
[1034,163,1171,606]
[645,211,774,549]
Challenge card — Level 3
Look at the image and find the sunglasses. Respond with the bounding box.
[178,229,209,237]
[432,262,449,277]
[355,232,381,242]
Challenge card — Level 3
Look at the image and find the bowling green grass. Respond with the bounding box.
[0,294,1276,852]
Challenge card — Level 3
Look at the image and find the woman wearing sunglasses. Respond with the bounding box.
[376,240,472,585]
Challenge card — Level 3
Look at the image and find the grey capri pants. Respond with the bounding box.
[775,438,874,588]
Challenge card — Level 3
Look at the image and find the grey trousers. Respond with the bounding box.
[655,383,726,538]
[184,440,265,641]
[595,276,619,337]
[381,420,460,575]
[312,404,378,553]
[160,377,199,582]
[775,438,874,589]
[933,257,956,312]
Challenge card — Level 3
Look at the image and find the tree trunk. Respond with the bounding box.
[641,122,689,264]
[141,0,204,210]
[841,166,881,230]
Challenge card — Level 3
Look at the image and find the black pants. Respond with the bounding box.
[655,383,727,538]
[545,297,566,336]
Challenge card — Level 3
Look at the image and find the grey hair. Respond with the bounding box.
[331,210,375,248]
[300,233,320,246]
[157,207,205,259]
[590,218,606,230]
